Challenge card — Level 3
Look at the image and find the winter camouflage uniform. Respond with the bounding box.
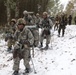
[23,10,39,47]
[30,27,39,47]
[5,19,16,51]
[35,13,41,28]
[74,16,76,25]
[13,18,34,74]
[58,14,67,37]
[23,10,33,24]
[68,15,72,25]
[31,13,42,47]
[39,12,53,49]
[54,15,59,30]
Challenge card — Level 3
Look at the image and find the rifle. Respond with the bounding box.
[13,39,31,59]
[13,43,23,59]
[32,46,34,58]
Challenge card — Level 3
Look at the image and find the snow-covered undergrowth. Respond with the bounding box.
[0,25,76,75]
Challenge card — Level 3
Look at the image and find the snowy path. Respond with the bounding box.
[0,25,76,75]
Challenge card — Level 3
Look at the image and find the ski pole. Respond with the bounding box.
[32,46,34,58]
[31,57,37,74]
[50,30,52,49]
[50,29,54,49]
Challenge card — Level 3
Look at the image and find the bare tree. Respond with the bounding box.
[15,0,19,19]
[6,0,11,26]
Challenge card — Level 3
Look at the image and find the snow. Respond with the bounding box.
[0,25,76,75]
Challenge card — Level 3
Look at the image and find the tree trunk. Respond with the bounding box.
[15,0,19,19]
[6,0,11,26]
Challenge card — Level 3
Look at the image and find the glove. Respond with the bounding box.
[28,55,31,58]
[13,50,18,58]
[9,36,13,39]
[24,44,28,49]
[19,39,29,44]
[19,39,24,44]
[30,44,33,47]
[5,37,8,42]
[19,39,31,48]
[7,33,13,39]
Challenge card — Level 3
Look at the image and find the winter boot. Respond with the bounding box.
[62,34,64,37]
[39,42,43,48]
[25,68,30,73]
[62,32,64,37]
[58,34,60,37]
[13,71,18,75]
[7,47,12,52]
[44,44,49,50]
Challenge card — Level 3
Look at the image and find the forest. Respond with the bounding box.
[0,0,76,25]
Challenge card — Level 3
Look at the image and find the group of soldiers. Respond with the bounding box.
[54,13,67,37]
[5,10,53,75]
[54,13,73,37]
[5,10,74,74]
[5,9,75,74]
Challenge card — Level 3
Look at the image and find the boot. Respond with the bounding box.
[44,44,48,50]
[62,34,64,37]
[25,68,30,73]
[62,33,64,37]
[7,47,12,51]
[39,42,43,48]
[58,34,60,37]
[13,71,18,75]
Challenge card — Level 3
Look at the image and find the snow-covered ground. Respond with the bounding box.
[0,25,76,75]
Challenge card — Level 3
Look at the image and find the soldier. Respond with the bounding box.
[13,18,34,75]
[54,15,59,30]
[68,15,72,25]
[5,19,16,51]
[23,10,33,24]
[23,10,39,47]
[31,13,36,24]
[39,12,53,49]
[35,13,41,28]
[64,14,68,27]
[74,16,76,25]
[58,13,67,37]
[30,13,41,47]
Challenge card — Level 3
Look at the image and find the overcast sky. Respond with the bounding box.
[60,0,70,10]
[60,0,70,6]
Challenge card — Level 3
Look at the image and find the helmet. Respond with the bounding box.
[23,10,28,15]
[11,19,16,23]
[17,18,26,25]
[36,13,39,16]
[43,12,48,15]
